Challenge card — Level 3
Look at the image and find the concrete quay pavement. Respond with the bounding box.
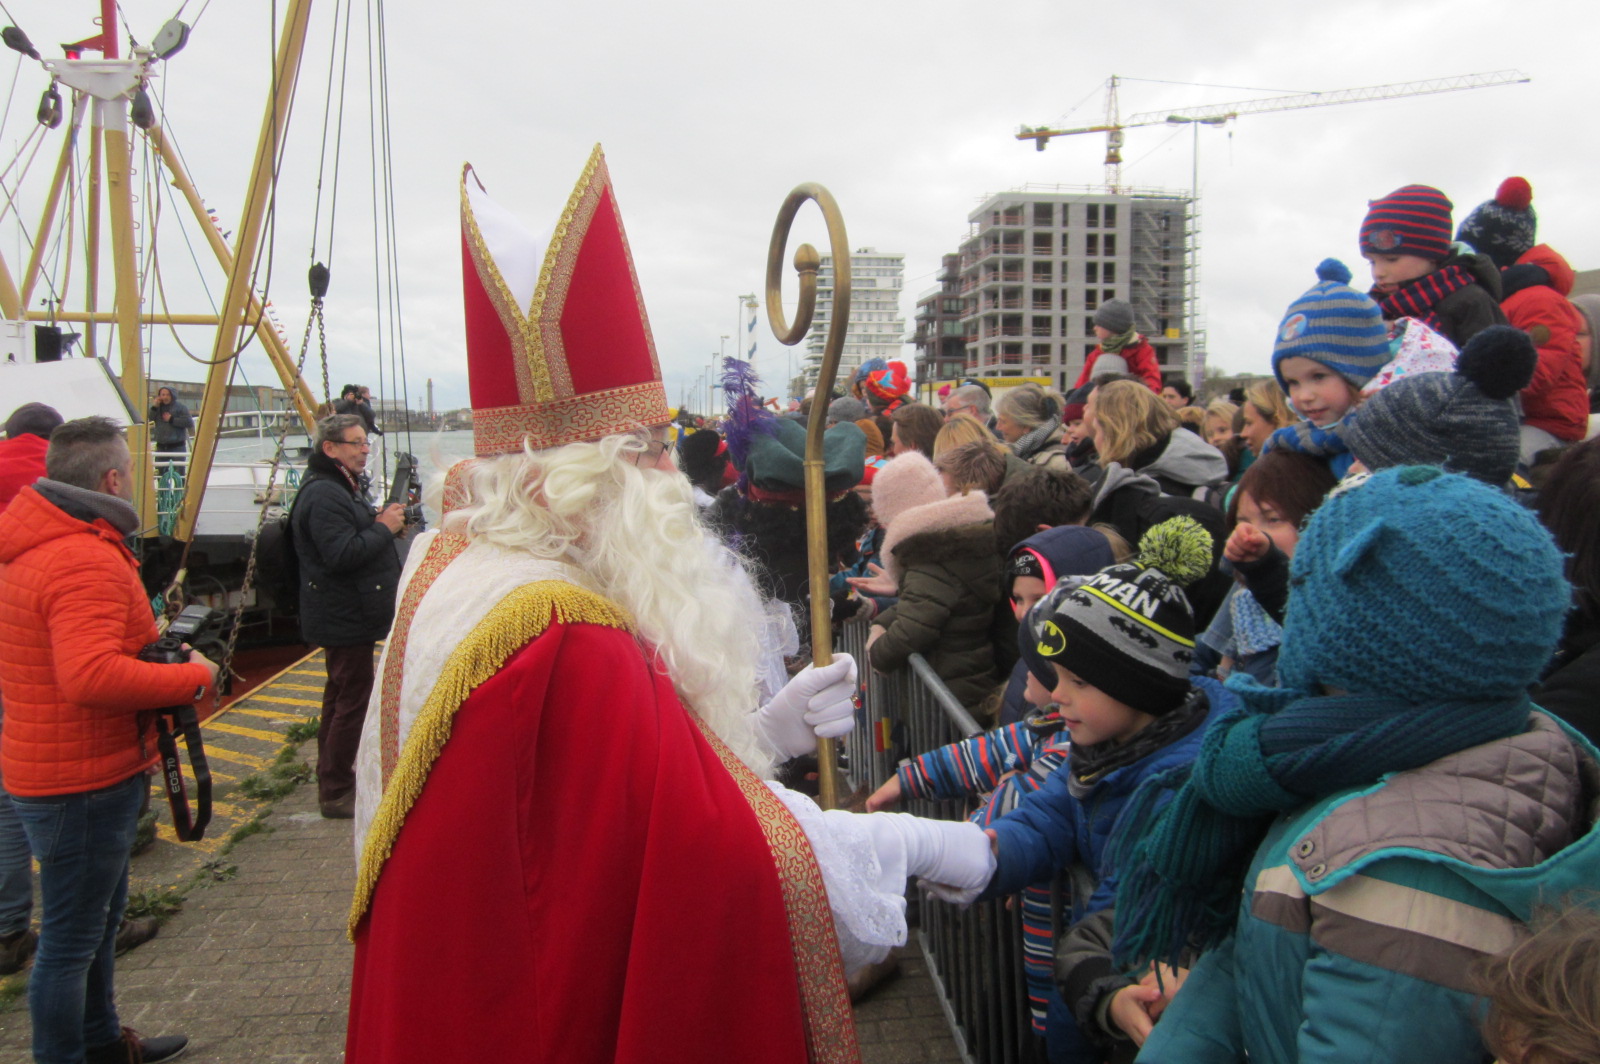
[0,749,965,1063]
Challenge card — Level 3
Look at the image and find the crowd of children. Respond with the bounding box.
[687,174,1600,1064]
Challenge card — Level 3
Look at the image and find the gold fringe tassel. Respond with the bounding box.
[349,580,632,937]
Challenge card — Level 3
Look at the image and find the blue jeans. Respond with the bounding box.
[10,774,145,1064]
[0,762,33,936]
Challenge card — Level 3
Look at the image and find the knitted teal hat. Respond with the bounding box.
[1278,466,1568,703]
[1271,259,1391,391]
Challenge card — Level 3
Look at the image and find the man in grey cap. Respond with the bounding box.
[1070,299,1164,394]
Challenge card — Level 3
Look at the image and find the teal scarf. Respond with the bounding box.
[1110,673,1533,967]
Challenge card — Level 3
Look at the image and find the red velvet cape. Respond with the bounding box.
[346,619,842,1062]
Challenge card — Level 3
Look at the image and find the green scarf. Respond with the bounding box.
[1099,326,1138,355]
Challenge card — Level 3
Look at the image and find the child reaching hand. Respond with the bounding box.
[1197,451,1337,683]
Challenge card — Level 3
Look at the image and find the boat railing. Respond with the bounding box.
[151,452,302,537]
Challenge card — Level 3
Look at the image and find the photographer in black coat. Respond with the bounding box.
[291,414,404,819]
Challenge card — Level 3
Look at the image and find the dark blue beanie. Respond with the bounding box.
[1271,259,1391,392]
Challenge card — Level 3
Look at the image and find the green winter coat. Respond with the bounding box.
[870,491,1002,712]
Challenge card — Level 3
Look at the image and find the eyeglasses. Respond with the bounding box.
[335,437,371,449]
[640,438,677,462]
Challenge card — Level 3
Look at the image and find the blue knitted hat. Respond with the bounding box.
[1271,259,1391,391]
[1278,466,1568,703]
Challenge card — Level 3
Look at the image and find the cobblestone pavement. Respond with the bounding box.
[0,753,966,1063]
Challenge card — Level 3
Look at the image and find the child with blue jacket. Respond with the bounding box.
[963,518,1239,1062]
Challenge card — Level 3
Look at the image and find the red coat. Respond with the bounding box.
[0,432,48,514]
[1073,334,1163,392]
[0,486,213,796]
[347,617,858,1064]
[1504,245,1588,442]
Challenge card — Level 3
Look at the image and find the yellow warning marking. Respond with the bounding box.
[228,707,301,723]
[272,683,326,692]
[154,822,225,853]
[200,746,270,769]
[245,694,322,707]
[287,669,326,678]
[205,721,287,744]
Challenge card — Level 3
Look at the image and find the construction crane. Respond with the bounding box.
[1018,70,1531,190]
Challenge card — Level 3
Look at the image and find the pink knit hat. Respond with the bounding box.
[870,452,945,528]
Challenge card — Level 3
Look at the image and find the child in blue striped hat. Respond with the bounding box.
[1263,258,1392,477]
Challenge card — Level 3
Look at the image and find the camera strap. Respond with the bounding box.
[155,706,212,842]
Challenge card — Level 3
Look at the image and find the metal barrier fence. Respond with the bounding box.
[837,618,1039,1064]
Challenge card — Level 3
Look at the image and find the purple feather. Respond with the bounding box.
[720,357,778,478]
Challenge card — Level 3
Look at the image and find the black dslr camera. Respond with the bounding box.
[139,604,227,672]
[139,605,228,842]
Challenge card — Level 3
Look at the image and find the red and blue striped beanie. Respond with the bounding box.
[1360,184,1454,262]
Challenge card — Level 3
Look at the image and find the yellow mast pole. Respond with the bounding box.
[146,125,319,431]
[765,184,852,811]
[175,0,316,545]
[27,310,250,325]
[19,96,89,312]
[85,103,103,359]
[103,96,157,533]
[0,238,18,320]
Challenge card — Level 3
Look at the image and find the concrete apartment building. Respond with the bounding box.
[910,253,969,392]
[935,187,1195,393]
[801,248,907,390]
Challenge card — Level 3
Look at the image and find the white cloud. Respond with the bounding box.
[7,0,1596,412]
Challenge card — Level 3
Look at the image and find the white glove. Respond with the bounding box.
[755,654,858,761]
[854,812,996,908]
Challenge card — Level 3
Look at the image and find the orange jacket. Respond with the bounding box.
[1503,245,1588,441]
[0,485,213,796]
[0,433,48,514]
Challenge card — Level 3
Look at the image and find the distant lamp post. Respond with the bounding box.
[1163,114,1230,388]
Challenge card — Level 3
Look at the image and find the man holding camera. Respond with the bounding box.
[292,414,403,820]
[0,416,217,1064]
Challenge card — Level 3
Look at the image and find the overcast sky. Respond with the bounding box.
[7,0,1597,414]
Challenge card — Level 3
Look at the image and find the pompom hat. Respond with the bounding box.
[1278,466,1568,704]
[1031,516,1213,715]
[1271,259,1391,390]
[1344,325,1537,486]
[1456,177,1537,270]
[1360,184,1454,262]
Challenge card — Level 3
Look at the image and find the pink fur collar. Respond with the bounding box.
[881,490,994,583]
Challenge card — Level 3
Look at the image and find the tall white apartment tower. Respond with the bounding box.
[956,189,1195,391]
[801,248,907,391]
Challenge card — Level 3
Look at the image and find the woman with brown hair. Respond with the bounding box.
[890,402,943,460]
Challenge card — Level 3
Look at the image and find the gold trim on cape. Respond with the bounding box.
[349,581,634,936]
[695,720,863,1064]
[377,531,470,786]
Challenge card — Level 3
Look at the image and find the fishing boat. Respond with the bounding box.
[0,0,422,652]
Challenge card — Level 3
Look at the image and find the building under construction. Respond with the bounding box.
[919,185,1198,393]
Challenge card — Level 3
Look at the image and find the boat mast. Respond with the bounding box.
[174,0,316,545]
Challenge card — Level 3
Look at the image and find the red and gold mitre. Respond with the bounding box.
[460,145,670,456]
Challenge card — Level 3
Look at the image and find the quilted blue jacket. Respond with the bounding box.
[1136,710,1600,1064]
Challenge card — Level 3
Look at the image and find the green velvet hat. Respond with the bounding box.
[743,418,866,503]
